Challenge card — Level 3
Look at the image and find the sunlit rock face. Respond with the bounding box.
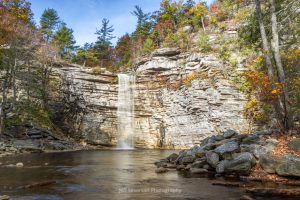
[59,48,250,149]
[134,49,249,149]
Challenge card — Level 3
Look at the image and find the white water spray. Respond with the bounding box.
[117,74,135,149]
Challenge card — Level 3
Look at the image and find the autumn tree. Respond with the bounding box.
[188,2,208,31]
[115,34,132,68]
[159,0,185,29]
[254,0,293,129]
[0,0,33,23]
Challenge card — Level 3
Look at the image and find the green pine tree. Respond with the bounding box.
[52,23,76,58]
[40,8,60,41]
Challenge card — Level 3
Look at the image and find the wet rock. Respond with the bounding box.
[0,195,10,200]
[216,160,229,174]
[242,134,260,144]
[214,141,239,155]
[176,165,186,171]
[185,164,192,170]
[180,155,195,165]
[16,162,24,168]
[154,160,168,168]
[235,134,248,142]
[12,140,43,153]
[221,152,233,160]
[223,130,238,139]
[288,138,300,151]
[276,155,300,178]
[224,152,256,174]
[206,151,219,168]
[240,195,255,200]
[195,150,206,158]
[190,168,208,174]
[203,164,213,170]
[259,154,280,174]
[155,167,168,173]
[167,153,179,162]
[214,135,224,141]
[191,159,207,168]
[240,144,271,159]
[165,163,177,169]
[201,143,215,151]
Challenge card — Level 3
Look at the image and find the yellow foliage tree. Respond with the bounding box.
[188,3,208,31]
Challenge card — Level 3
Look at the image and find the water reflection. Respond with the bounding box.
[0,150,244,200]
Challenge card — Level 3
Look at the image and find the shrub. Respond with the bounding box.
[197,32,211,52]
[92,66,106,75]
[141,38,154,55]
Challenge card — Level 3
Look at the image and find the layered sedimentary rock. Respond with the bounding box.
[58,47,250,149]
[134,48,249,148]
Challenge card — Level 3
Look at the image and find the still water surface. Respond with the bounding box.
[0,150,244,200]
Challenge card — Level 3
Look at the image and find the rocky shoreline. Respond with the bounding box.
[0,125,99,158]
[155,129,300,199]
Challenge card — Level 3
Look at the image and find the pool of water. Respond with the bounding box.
[0,150,245,200]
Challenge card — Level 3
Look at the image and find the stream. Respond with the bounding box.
[0,150,245,200]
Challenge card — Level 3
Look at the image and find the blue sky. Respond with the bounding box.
[29,0,213,46]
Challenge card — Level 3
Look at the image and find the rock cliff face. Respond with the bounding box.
[58,48,250,149]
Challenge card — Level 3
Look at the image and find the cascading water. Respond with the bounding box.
[117,74,136,149]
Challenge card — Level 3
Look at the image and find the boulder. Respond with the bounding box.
[203,164,213,170]
[224,152,256,174]
[167,153,179,162]
[260,154,300,177]
[259,154,281,174]
[214,141,239,155]
[0,195,10,200]
[288,138,300,151]
[214,135,224,141]
[16,162,24,168]
[155,167,168,174]
[191,159,207,168]
[180,155,195,165]
[242,134,260,144]
[216,160,229,174]
[201,143,215,151]
[164,163,177,169]
[223,130,238,139]
[190,168,208,174]
[195,150,206,158]
[276,155,300,178]
[176,165,186,171]
[206,151,219,168]
[151,48,180,57]
[240,144,271,159]
[154,160,168,168]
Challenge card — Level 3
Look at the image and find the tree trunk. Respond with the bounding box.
[12,58,17,106]
[254,0,274,81]
[201,17,206,32]
[0,71,9,135]
[0,102,3,135]
[269,0,292,129]
[255,0,287,128]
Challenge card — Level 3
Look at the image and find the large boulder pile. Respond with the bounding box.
[155,130,300,178]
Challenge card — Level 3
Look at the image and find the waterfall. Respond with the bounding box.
[117,74,136,149]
